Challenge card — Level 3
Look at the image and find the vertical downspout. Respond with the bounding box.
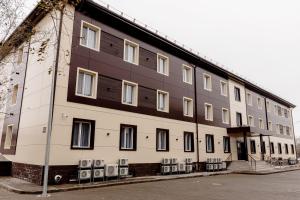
[193,66,200,171]
[41,7,64,197]
[264,97,270,160]
[291,110,297,160]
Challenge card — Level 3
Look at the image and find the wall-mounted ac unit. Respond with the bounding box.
[93,168,104,178]
[119,167,129,176]
[161,165,170,173]
[171,158,178,165]
[119,158,129,166]
[206,163,214,171]
[222,161,227,169]
[214,164,219,170]
[161,158,171,165]
[105,164,119,177]
[79,170,91,180]
[79,159,93,168]
[94,160,105,168]
[178,162,186,172]
[171,165,178,173]
[186,158,192,164]
[186,164,193,173]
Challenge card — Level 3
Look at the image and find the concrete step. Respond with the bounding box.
[228,160,276,172]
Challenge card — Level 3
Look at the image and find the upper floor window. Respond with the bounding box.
[286,126,290,135]
[11,84,18,105]
[4,125,13,149]
[223,136,231,153]
[220,81,228,96]
[277,105,282,116]
[248,115,254,127]
[71,119,95,149]
[268,121,273,131]
[184,132,194,152]
[120,124,137,151]
[80,21,101,51]
[222,108,229,124]
[157,53,169,76]
[236,112,242,127]
[16,47,23,64]
[124,39,139,65]
[156,129,169,151]
[204,103,213,121]
[279,124,284,134]
[246,93,252,106]
[234,87,241,102]
[157,90,169,113]
[284,109,288,118]
[266,101,270,112]
[183,97,193,117]
[259,118,264,129]
[203,73,212,91]
[206,134,214,153]
[257,97,262,109]
[122,80,138,106]
[76,68,98,99]
[182,64,193,84]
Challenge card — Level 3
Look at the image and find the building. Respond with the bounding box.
[0,0,296,185]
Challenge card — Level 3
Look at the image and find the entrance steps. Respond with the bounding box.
[228,160,275,172]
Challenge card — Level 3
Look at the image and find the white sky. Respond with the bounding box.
[25,0,300,136]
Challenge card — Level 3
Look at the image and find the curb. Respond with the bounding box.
[233,167,300,175]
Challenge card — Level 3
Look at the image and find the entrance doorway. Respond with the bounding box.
[237,141,246,160]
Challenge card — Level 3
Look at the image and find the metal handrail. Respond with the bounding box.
[225,153,232,162]
[248,154,256,171]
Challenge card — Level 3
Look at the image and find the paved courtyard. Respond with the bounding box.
[1,171,300,200]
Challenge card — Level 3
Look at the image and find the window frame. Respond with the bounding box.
[291,144,295,154]
[248,115,254,127]
[223,136,231,153]
[157,90,169,113]
[182,64,193,85]
[234,87,241,102]
[4,124,14,149]
[119,124,137,151]
[16,46,24,64]
[266,101,270,112]
[11,84,19,106]
[203,73,212,91]
[204,103,213,121]
[123,39,139,65]
[257,97,263,110]
[205,134,215,153]
[75,67,98,99]
[246,92,252,106]
[258,118,264,129]
[284,144,289,154]
[121,80,138,107]
[157,53,169,76]
[70,118,95,150]
[278,143,282,154]
[236,112,242,127]
[156,128,169,152]
[220,80,228,97]
[184,132,194,152]
[270,142,275,154]
[79,20,101,51]
[222,108,230,124]
[268,121,273,131]
[250,140,256,154]
[183,97,194,117]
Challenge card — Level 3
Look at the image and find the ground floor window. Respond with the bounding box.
[270,142,275,154]
[223,136,231,153]
[250,140,256,154]
[278,143,282,154]
[285,144,289,154]
[156,129,169,151]
[206,134,214,153]
[184,132,194,152]
[120,124,137,151]
[291,144,295,154]
[261,141,266,154]
[71,119,95,149]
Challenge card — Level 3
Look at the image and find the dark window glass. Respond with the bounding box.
[234,87,241,101]
[236,112,242,127]
[206,134,214,153]
[270,142,275,154]
[278,143,282,154]
[223,136,231,153]
[250,140,256,154]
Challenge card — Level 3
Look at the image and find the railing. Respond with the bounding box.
[248,154,256,171]
[225,153,232,162]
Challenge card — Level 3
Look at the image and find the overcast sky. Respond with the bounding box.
[25,0,300,136]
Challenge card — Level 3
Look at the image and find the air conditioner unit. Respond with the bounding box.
[186,158,193,164]
[186,164,193,173]
[171,158,178,165]
[214,164,219,170]
[178,162,186,172]
[162,158,171,165]
[93,160,105,168]
[171,165,178,173]
[119,158,129,166]
[222,161,227,170]
[79,169,91,180]
[206,163,214,171]
[119,167,129,176]
[161,165,170,174]
[218,163,223,170]
[105,164,119,177]
[93,168,104,178]
[79,159,93,168]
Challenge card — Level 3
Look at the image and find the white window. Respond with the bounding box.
[182,64,193,84]
[80,21,101,51]
[205,103,213,121]
[220,81,228,96]
[222,108,229,124]
[72,121,92,148]
[76,68,98,99]
[4,125,13,149]
[157,53,169,76]
[184,132,193,152]
[268,121,273,131]
[157,129,168,151]
[248,115,254,127]
[16,47,23,64]
[157,90,169,112]
[247,93,252,106]
[206,134,214,153]
[286,127,290,135]
[121,126,134,150]
[122,80,138,106]
[274,105,277,115]
[124,39,139,65]
[203,73,212,91]
[11,84,18,105]
[278,124,284,134]
[266,101,270,112]
[183,97,193,117]
[257,97,262,109]
[259,118,264,129]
